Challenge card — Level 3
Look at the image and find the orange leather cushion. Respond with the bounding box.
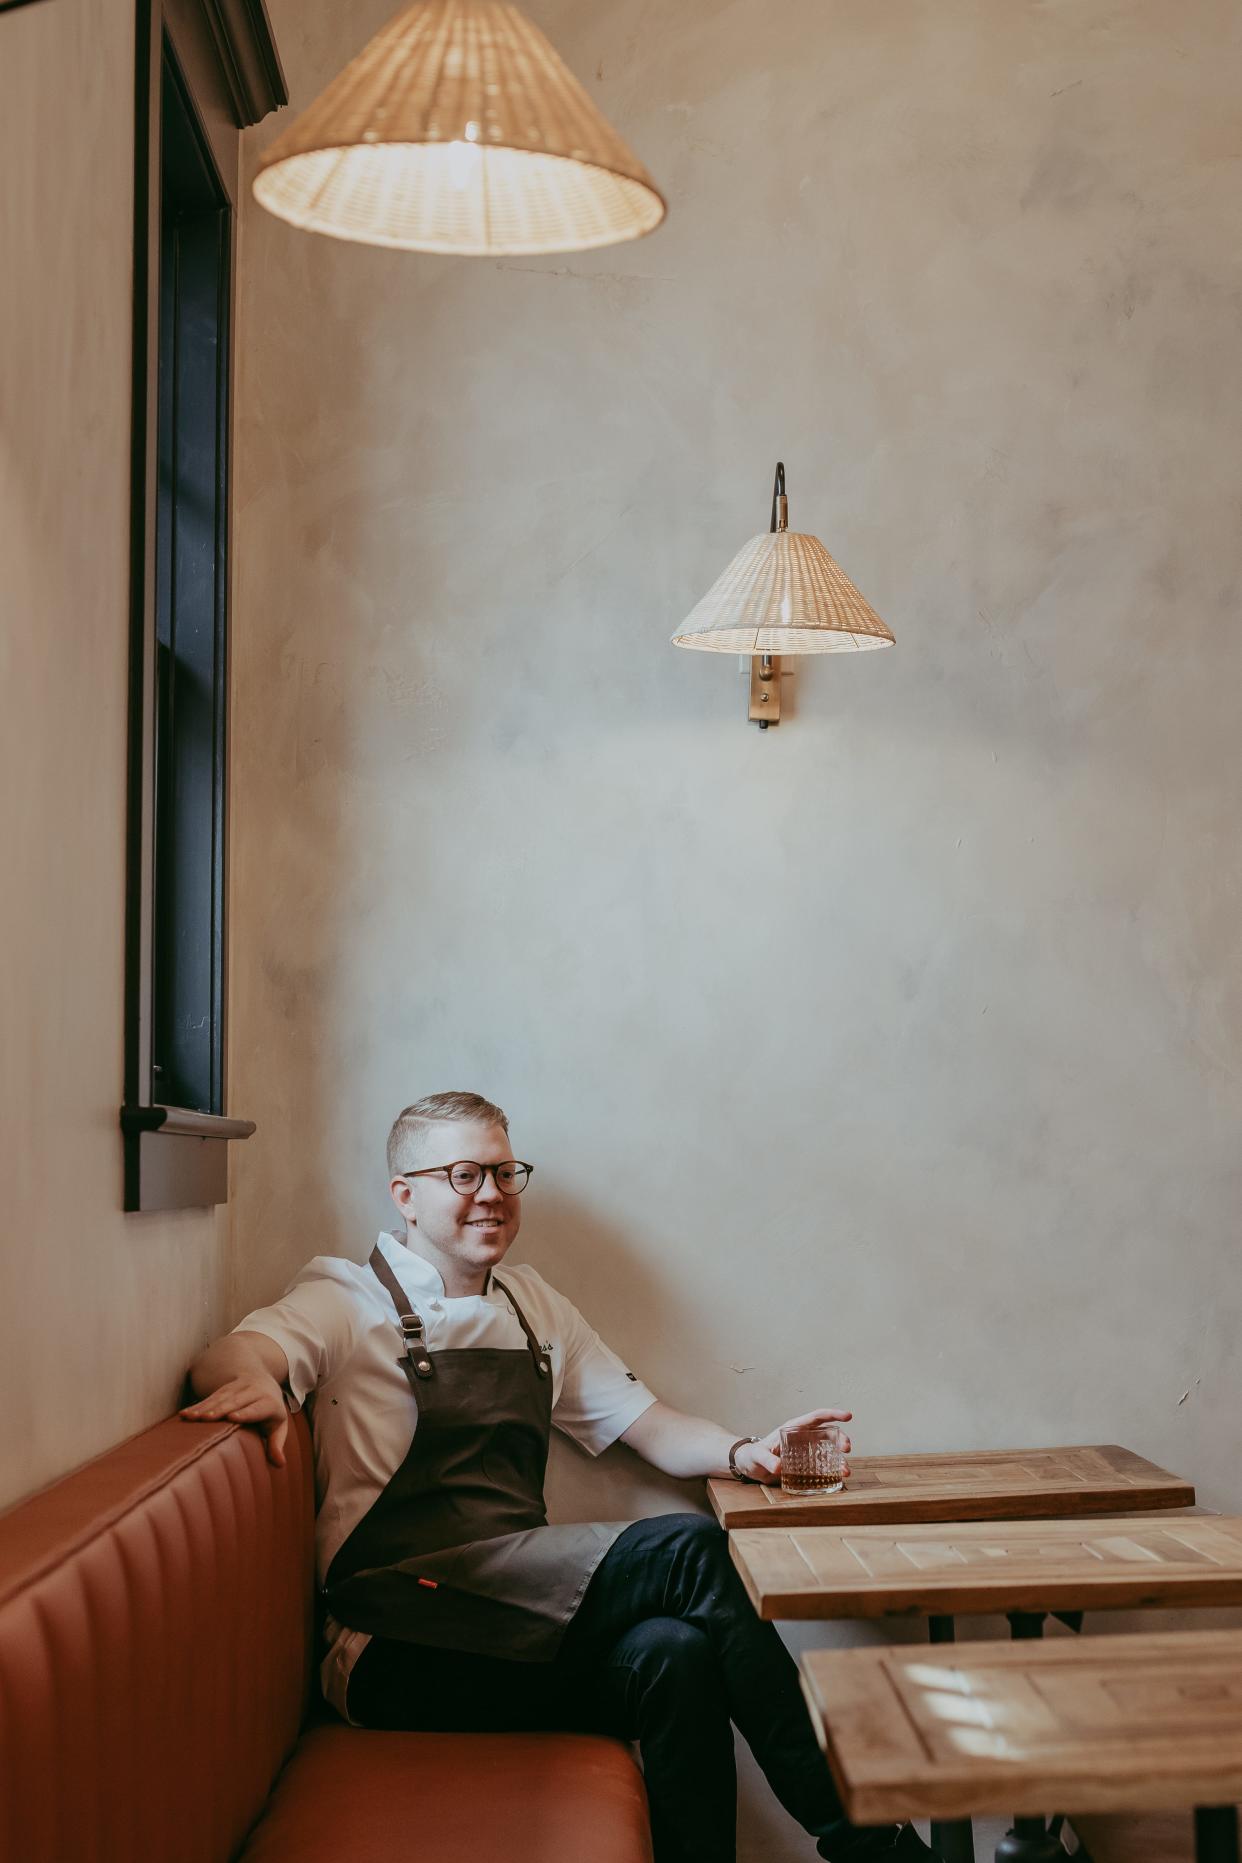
[240,1726,653,1863]
[0,1415,314,1863]
[0,1412,651,1863]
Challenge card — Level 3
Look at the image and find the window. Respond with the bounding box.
[152,46,229,1119]
[122,0,284,1212]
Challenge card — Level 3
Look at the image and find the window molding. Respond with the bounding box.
[122,1107,258,1214]
[198,0,287,129]
[122,0,284,1213]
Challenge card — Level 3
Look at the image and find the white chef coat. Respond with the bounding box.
[234,1231,658,1719]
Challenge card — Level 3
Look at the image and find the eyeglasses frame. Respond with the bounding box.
[398,1159,535,1196]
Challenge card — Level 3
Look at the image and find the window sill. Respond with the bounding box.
[121,1104,256,1213]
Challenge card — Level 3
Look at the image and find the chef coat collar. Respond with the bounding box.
[375,1230,496,1300]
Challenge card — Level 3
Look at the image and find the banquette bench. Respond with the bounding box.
[0,1411,652,1862]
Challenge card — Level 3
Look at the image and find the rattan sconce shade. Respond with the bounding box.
[672,530,896,654]
[253,0,666,255]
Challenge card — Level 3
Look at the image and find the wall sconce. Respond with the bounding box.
[253,0,665,257]
[672,463,894,727]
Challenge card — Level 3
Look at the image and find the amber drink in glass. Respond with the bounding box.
[779,1423,846,1497]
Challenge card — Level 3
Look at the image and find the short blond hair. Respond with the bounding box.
[386,1091,510,1178]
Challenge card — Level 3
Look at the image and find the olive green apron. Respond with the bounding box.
[324,1247,627,1660]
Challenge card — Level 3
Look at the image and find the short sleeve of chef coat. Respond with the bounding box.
[512,1268,657,1456]
[232,1255,366,1409]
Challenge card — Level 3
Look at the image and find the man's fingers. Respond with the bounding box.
[228,1397,281,1422]
[182,1380,260,1418]
[751,1449,781,1483]
[785,1408,853,1429]
[261,1414,289,1468]
[180,1381,289,1469]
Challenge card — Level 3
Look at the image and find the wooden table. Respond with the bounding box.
[730,1513,1242,1620]
[799,1627,1242,1862]
[707,1444,1193,1531]
[731,1507,1231,1863]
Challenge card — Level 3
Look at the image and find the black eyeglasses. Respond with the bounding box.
[401,1160,534,1196]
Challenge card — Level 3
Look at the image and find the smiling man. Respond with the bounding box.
[185,1092,936,1863]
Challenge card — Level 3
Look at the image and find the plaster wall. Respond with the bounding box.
[0,0,231,1509]
[231,3,1242,1853]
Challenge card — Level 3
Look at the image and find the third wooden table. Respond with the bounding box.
[799,1627,1242,1863]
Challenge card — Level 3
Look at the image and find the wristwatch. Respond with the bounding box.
[728,1435,760,1481]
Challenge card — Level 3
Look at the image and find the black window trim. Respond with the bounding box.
[122,0,284,1213]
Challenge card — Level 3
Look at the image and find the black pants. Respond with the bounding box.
[345,1513,893,1863]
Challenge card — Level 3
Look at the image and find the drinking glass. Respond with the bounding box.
[779,1423,847,1497]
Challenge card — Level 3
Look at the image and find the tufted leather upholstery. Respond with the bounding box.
[0,1414,315,1861]
[0,1411,652,1863]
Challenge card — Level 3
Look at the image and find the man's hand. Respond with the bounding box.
[181,1374,290,1467]
[182,1332,293,1469]
[732,1408,853,1486]
[620,1400,854,1484]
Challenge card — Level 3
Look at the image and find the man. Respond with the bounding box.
[185,1092,936,1863]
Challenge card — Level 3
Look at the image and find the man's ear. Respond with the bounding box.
[389,1177,416,1228]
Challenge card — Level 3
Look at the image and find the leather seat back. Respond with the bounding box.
[0,1414,314,1862]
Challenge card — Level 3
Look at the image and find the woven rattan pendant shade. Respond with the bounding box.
[253,0,666,255]
[672,530,896,654]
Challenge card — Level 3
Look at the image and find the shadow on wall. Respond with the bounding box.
[228,942,354,1320]
[520,1178,715,1526]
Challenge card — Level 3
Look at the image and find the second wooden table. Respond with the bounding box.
[730,1513,1242,1621]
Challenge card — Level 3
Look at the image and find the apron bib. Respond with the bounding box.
[324,1247,627,1660]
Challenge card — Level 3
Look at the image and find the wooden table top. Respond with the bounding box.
[731,1513,1242,1620]
[707,1444,1194,1530]
[800,1627,1242,1825]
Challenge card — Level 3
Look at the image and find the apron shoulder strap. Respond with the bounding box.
[369,1245,434,1381]
[369,1244,415,1318]
[492,1276,551,1378]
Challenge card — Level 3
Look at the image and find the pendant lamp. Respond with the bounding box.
[673,464,895,727]
[253,0,666,257]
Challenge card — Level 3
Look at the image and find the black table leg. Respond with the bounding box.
[926,1616,975,1863]
[993,1816,1066,1861]
[1196,1806,1240,1863]
[995,1613,1050,1853]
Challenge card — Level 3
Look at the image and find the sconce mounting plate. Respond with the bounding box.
[749,653,782,728]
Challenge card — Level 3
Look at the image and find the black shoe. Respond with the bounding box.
[891,1830,942,1859]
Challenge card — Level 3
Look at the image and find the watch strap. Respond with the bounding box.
[728,1435,760,1481]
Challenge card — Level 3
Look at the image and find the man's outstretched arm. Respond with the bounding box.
[620,1401,852,1485]
[182,1331,292,1467]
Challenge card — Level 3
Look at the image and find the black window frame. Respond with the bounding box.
[122,0,284,1213]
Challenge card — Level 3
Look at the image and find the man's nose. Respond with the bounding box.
[474,1170,504,1202]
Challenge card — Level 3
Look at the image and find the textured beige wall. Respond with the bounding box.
[0,0,231,1510]
[231,1,1241,1851]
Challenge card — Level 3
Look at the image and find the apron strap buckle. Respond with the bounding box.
[399,1312,435,1379]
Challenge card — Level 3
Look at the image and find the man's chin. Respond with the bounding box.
[462,1225,513,1262]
